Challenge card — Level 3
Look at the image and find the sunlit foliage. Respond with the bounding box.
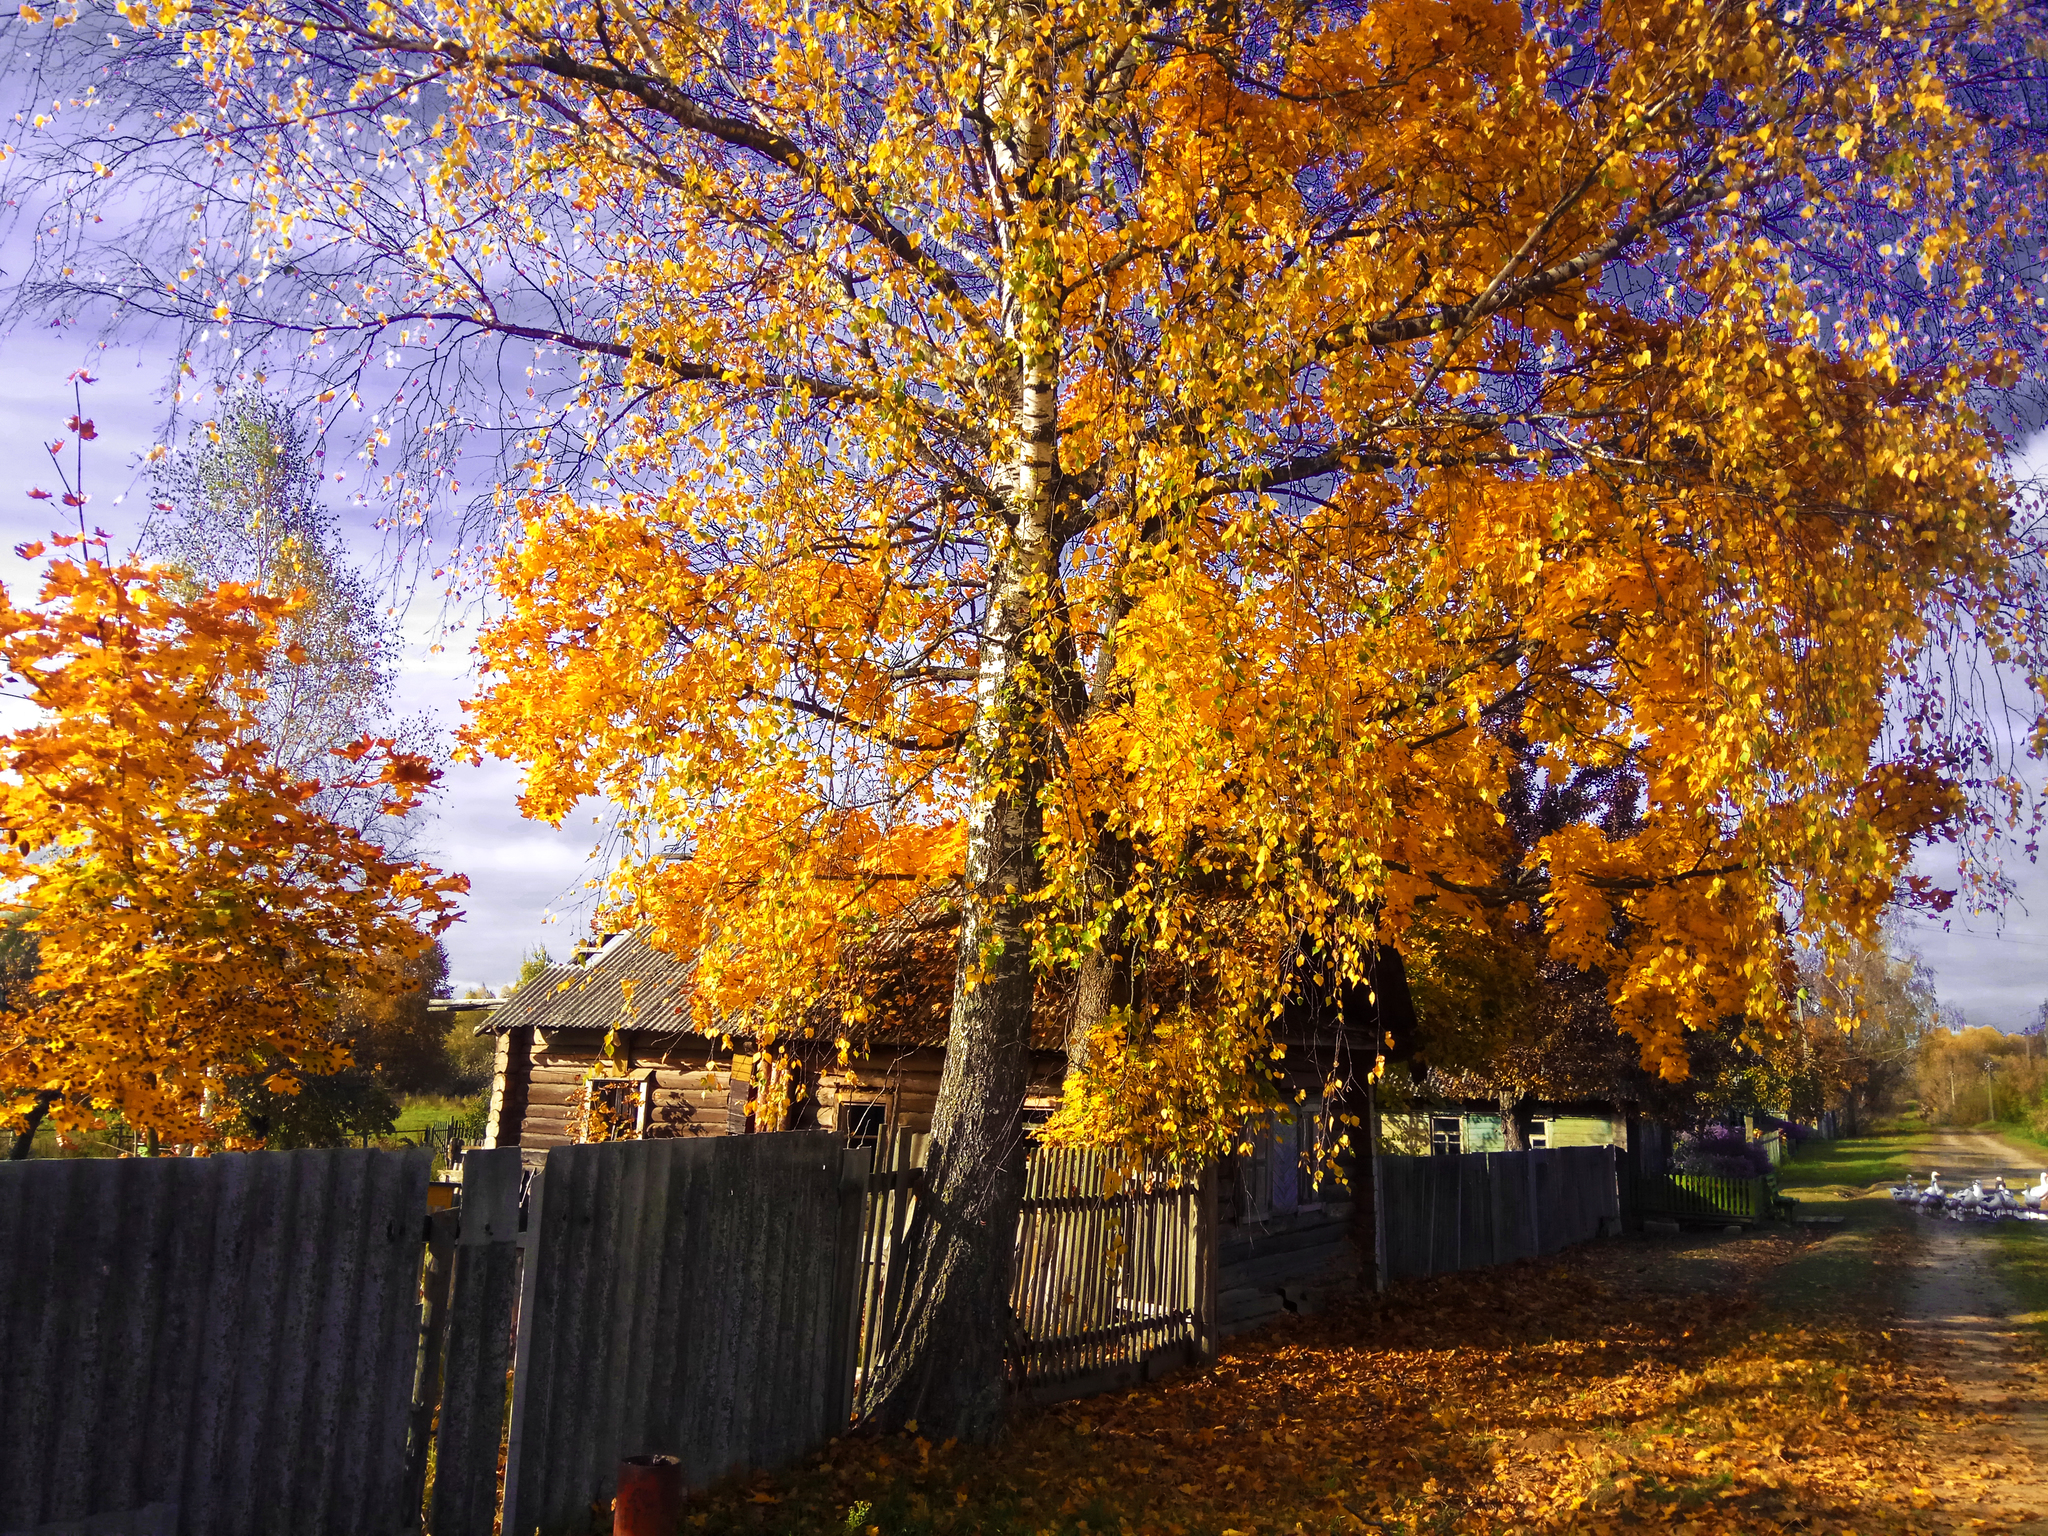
[0,534,466,1147]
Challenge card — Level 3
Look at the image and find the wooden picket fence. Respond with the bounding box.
[853,1133,1213,1406]
[852,1130,928,1409]
[1011,1147,1207,1389]
[1639,1171,1775,1225]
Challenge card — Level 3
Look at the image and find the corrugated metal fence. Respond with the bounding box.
[5,1130,1620,1536]
[1376,1146,1619,1282]
[0,1148,431,1536]
[1,1135,869,1536]
[497,1134,868,1536]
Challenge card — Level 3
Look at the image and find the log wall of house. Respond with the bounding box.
[499,1030,1066,1152]
[483,1026,532,1149]
[521,1051,590,1151]
[819,1046,1066,1134]
[515,1031,733,1151]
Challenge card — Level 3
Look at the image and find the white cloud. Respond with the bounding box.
[0,329,603,992]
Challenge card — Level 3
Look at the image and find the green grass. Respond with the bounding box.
[22,1120,139,1158]
[1981,1221,2048,1337]
[392,1094,485,1135]
[1972,1119,2048,1162]
[1772,1120,1933,1199]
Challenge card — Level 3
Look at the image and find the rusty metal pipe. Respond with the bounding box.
[615,1454,683,1536]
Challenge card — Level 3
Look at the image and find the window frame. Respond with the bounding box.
[584,1070,654,1141]
[840,1098,888,1151]
[1292,1098,1329,1212]
[1232,1100,1330,1222]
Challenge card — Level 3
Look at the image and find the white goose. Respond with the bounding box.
[1891,1174,1922,1203]
[2026,1172,2048,1210]
[1990,1177,2023,1216]
[1919,1172,1948,1212]
[1951,1179,1988,1220]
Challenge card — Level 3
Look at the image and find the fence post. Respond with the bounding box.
[1194,1161,1219,1360]
[427,1147,525,1536]
[1368,1082,1388,1293]
[498,1165,546,1536]
[830,1147,872,1426]
[1619,1112,1640,1232]
[403,1207,459,1525]
[1608,1145,1622,1234]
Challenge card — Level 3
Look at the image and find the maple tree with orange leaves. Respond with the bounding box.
[15,0,2048,1433]
[0,533,467,1156]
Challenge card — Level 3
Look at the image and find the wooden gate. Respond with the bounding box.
[853,1133,1214,1407]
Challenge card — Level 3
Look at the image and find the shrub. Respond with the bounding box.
[1672,1124,1773,1179]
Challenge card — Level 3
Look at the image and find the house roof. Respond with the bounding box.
[490,893,1388,1067]
[488,901,1071,1051]
[488,930,700,1038]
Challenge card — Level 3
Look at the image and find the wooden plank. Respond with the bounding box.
[829,1147,871,1428]
[402,1208,456,1520]
[521,1083,592,1110]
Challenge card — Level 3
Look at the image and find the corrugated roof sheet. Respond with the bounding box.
[488,931,697,1037]
[490,893,1377,1063]
[489,902,1071,1050]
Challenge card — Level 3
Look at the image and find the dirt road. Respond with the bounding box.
[1893,1129,2048,1531]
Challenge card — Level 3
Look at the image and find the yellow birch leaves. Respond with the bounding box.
[44,0,2048,1156]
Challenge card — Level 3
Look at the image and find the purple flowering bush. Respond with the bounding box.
[1671,1124,1773,1179]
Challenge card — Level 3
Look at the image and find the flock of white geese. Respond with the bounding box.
[1891,1171,2048,1220]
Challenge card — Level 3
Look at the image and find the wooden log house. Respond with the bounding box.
[477,914,1397,1329]
[480,930,1072,1157]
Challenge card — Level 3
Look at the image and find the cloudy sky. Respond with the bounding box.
[1,324,2044,1019]
[0,328,598,994]
[1895,849,2048,1031]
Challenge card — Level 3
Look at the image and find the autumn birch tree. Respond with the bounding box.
[12,0,2048,1434]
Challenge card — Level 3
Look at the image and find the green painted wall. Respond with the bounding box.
[1380,1111,1623,1154]
[1546,1115,1622,1148]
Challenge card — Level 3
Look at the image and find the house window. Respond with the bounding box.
[585,1073,652,1141]
[1235,1121,1273,1222]
[1020,1106,1055,1142]
[1430,1115,1464,1156]
[841,1100,887,1150]
[1269,1125,1300,1213]
[1528,1118,1551,1150]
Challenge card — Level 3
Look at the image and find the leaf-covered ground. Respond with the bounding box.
[678,1216,2048,1536]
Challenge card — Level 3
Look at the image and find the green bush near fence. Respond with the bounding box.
[393,1094,488,1140]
